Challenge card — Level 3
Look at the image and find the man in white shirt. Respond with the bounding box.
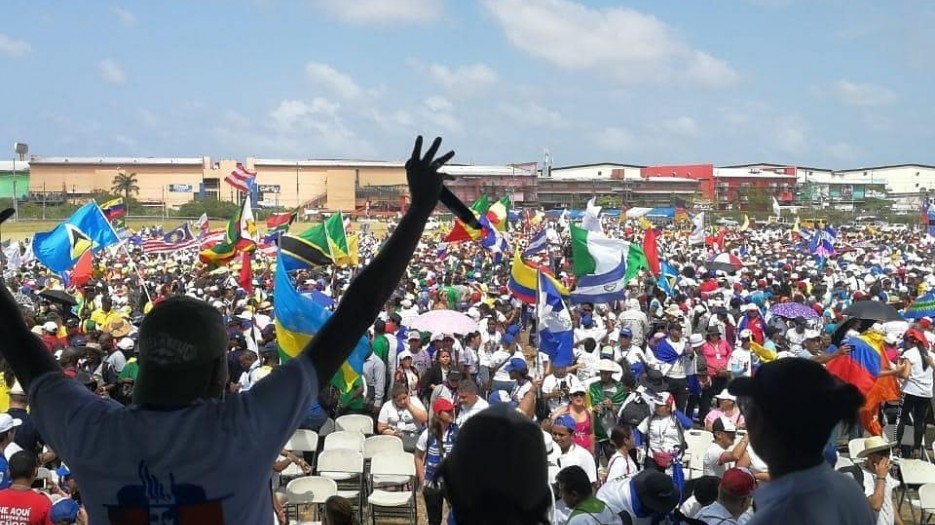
[551,414,596,485]
[617,299,650,348]
[541,364,584,413]
[456,379,489,426]
[695,468,756,525]
[855,436,900,525]
[784,316,808,354]
[703,417,749,477]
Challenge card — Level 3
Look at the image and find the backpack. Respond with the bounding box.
[838,464,865,487]
[617,393,651,427]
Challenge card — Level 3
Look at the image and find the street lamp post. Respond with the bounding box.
[12,143,27,224]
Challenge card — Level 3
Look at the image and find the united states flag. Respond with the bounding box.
[224,162,256,193]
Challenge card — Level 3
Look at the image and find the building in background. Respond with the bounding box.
[0,161,29,201]
[542,163,698,208]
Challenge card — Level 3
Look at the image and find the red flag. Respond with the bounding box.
[238,251,253,293]
[642,227,660,276]
[71,250,93,288]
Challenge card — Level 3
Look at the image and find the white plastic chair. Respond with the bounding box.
[848,438,866,460]
[834,456,854,470]
[324,430,366,453]
[364,435,407,488]
[683,429,714,479]
[317,448,365,519]
[336,414,375,435]
[910,482,935,523]
[285,476,337,523]
[367,452,416,525]
[282,429,319,484]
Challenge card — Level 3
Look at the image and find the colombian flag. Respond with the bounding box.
[273,251,368,393]
[508,250,568,304]
[825,333,884,395]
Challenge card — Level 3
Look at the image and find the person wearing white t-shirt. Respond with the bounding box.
[551,414,597,486]
[378,384,429,451]
[895,329,934,458]
[703,417,749,477]
[455,379,488,426]
[541,365,584,414]
[729,330,754,378]
[854,436,900,525]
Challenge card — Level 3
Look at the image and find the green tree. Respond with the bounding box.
[595,195,622,209]
[111,172,140,204]
[175,199,240,220]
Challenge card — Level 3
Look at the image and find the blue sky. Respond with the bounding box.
[1,0,932,168]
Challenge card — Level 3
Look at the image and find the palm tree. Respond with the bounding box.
[111,171,140,203]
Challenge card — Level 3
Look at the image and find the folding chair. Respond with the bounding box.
[336,414,375,435]
[285,476,337,523]
[317,448,365,521]
[834,456,854,470]
[324,430,366,453]
[910,482,935,524]
[885,423,930,461]
[283,429,319,483]
[682,429,714,479]
[367,452,417,525]
[848,438,866,460]
[364,435,406,490]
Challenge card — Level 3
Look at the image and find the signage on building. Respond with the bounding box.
[258,184,281,194]
[168,184,193,192]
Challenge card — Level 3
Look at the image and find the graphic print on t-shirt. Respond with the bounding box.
[105,461,229,524]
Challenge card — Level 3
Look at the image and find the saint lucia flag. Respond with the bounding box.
[538,271,574,367]
[656,261,680,297]
[33,201,119,273]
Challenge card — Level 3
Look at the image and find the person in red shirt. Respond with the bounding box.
[39,322,62,353]
[0,451,53,524]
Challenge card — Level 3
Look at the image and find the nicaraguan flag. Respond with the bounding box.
[33,201,120,273]
[569,255,627,305]
[537,270,574,367]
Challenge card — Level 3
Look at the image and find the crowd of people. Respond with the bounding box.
[0,136,931,524]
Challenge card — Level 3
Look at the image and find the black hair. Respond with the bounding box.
[8,450,36,480]
[556,465,592,498]
[583,338,597,353]
[373,319,386,334]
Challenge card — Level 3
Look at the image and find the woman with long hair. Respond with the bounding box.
[549,385,594,455]
[418,348,454,401]
[896,328,934,458]
[394,350,420,398]
[415,398,458,525]
[377,384,428,452]
[604,425,639,482]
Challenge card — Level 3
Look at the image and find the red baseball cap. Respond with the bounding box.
[432,397,456,415]
[720,468,757,497]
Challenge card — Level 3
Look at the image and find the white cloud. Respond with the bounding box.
[98,59,126,84]
[773,115,808,155]
[112,7,137,26]
[421,96,461,132]
[500,101,564,128]
[314,0,442,25]
[305,62,364,99]
[593,126,637,151]
[0,34,32,58]
[659,116,700,137]
[427,63,498,93]
[482,0,739,87]
[833,80,898,107]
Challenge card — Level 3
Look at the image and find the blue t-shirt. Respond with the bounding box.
[0,455,9,489]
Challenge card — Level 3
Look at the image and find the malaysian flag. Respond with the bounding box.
[224,162,256,193]
[143,223,199,254]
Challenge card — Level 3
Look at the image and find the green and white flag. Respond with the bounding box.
[569,224,648,282]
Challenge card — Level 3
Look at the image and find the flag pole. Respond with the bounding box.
[93,198,154,305]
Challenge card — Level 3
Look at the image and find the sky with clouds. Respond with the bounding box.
[1,0,932,168]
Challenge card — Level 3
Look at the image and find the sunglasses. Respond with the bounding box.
[570,392,586,397]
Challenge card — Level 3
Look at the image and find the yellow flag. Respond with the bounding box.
[638,217,652,230]
[749,341,776,363]
[740,215,750,231]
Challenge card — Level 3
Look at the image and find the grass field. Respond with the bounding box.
[0,218,390,241]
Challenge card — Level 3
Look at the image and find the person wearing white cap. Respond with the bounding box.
[0,413,22,489]
[702,416,749,477]
[704,389,746,431]
[728,330,753,378]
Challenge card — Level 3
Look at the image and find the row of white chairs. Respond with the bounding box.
[284,451,416,524]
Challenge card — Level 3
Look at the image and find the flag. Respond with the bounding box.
[569,224,647,281]
[264,210,297,244]
[749,341,777,363]
[569,256,627,305]
[809,226,836,257]
[65,250,93,288]
[34,201,120,273]
[325,213,352,267]
[239,251,253,293]
[689,212,705,246]
[740,215,750,231]
[2,242,22,271]
[642,227,660,276]
[143,223,199,254]
[581,197,603,234]
[656,261,680,298]
[523,229,549,258]
[274,251,368,392]
[100,197,126,222]
[195,213,210,236]
[445,195,490,242]
[225,162,256,193]
[509,250,568,304]
[279,223,333,271]
[478,215,509,263]
[649,338,685,377]
[199,197,257,265]
[772,196,781,217]
[826,335,884,395]
[485,195,511,232]
[538,271,574,367]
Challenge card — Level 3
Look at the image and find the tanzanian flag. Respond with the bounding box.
[274,251,368,393]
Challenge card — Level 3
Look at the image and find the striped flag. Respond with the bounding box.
[522,229,549,258]
[569,256,627,305]
[225,162,256,193]
[143,223,198,253]
[100,197,126,222]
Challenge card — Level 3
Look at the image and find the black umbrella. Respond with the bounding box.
[830,317,877,346]
[0,208,15,224]
[38,289,78,307]
[842,301,902,322]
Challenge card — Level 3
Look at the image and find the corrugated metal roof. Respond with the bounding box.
[440,165,536,177]
[254,159,405,168]
[30,157,203,166]
[643,177,697,183]
[715,173,796,179]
